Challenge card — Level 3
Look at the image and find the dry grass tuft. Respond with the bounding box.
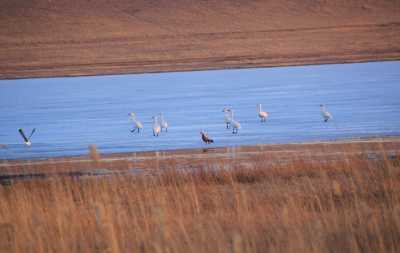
[89,144,100,162]
[0,144,400,252]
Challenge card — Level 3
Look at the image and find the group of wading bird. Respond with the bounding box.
[127,104,333,145]
[14,104,332,147]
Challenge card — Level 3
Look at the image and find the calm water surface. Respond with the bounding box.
[1,61,399,160]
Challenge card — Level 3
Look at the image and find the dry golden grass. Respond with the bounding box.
[0,144,400,252]
[89,144,101,162]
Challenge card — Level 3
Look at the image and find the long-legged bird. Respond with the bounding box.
[128,112,143,133]
[158,113,168,132]
[229,109,241,134]
[152,116,161,136]
[320,104,333,122]
[257,104,269,122]
[200,131,214,144]
[222,107,232,129]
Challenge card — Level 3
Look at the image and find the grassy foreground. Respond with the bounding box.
[0,144,400,252]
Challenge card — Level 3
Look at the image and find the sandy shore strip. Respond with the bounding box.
[1,137,399,179]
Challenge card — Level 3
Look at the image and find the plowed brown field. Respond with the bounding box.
[1,0,400,79]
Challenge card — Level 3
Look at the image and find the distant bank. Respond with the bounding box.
[1,0,400,79]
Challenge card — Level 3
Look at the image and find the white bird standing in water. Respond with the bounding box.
[200,131,214,144]
[320,104,333,122]
[158,113,168,132]
[222,107,232,129]
[18,128,36,146]
[128,112,143,133]
[257,104,269,122]
[229,109,241,134]
[152,116,161,136]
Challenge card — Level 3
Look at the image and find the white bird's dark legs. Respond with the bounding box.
[130,127,143,133]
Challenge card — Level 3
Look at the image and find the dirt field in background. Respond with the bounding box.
[1,0,400,79]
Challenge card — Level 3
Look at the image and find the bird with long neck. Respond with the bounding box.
[152,116,161,136]
[222,107,232,129]
[320,104,333,122]
[158,113,168,132]
[229,109,241,134]
[128,112,143,133]
[257,104,269,122]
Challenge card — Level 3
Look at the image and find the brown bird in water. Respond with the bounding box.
[200,131,214,144]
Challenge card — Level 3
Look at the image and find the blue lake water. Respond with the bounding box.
[1,61,400,160]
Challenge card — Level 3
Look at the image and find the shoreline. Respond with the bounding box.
[1,136,399,178]
[2,53,400,81]
[2,57,400,81]
[1,135,399,163]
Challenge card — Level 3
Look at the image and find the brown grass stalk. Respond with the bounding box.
[0,143,399,252]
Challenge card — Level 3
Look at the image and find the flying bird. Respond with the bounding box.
[128,112,143,133]
[222,107,232,129]
[152,116,161,136]
[320,104,333,122]
[257,103,269,122]
[18,128,36,146]
[200,131,214,144]
[158,113,168,132]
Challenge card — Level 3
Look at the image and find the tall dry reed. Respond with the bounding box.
[0,145,399,252]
